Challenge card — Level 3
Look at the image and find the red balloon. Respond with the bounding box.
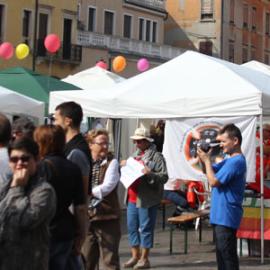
[96,61,108,70]
[0,42,14,60]
[44,34,61,53]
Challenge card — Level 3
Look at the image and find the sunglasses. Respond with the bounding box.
[9,155,31,163]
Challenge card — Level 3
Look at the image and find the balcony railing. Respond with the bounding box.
[36,39,82,64]
[77,31,184,60]
[124,0,166,12]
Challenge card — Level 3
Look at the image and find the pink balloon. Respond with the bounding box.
[96,61,108,70]
[44,34,61,53]
[137,58,149,72]
[0,42,14,60]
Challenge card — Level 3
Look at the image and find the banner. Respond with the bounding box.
[162,116,256,182]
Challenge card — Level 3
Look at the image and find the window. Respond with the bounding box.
[22,10,32,44]
[242,47,248,63]
[145,20,151,42]
[104,11,114,35]
[152,21,157,43]
[251,48,256,60]
[37,10,50,56]
[77,4,81,19]
[266,13,270,35]
[230,0,234,23]
[138,18,157,42]
[265,54,269,64]
[139,18,144,40]
[88,7,96,32]
[123,15,132,38]
[243,4,248,28]
[0,5,4,43]
[251,7,256,31]
[199,41,213,56]
[201,0,213,20]
[229,42,234,62]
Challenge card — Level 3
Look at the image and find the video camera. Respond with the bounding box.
[195,138,220,153]
[190,128,221,157]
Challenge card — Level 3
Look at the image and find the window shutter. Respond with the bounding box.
[201,0,213,14]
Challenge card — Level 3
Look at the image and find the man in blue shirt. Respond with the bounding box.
[197,123,246,270]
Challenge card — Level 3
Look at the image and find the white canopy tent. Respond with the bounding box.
[242,60,270,76]
[51,51,270,118]
[50,51,270,262]
[0,86,44,123]
[61,66,137,159]
[62,66,125,89]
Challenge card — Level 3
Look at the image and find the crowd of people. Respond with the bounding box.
[0,104,254,270]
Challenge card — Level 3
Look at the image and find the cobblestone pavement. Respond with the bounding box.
[101,208,270,269]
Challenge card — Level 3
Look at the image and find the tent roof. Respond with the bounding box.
[0,66,80,104]
[0,85,44,123]
[50,51,270,118]
[242,60,270,76]
[62,66,125,89]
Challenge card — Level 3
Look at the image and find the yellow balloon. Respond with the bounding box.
[112,56,127,73]
[15,43,29,60]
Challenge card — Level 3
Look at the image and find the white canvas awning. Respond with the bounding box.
[0,86,44,123]
[50,51,270,118]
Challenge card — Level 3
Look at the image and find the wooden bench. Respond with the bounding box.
[160,199,173,230]
[167,209,209,254]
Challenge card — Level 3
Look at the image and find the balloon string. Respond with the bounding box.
[48,54,53,91]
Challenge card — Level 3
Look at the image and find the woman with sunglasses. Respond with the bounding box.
[0,137,56,270]
[82,129,121,270]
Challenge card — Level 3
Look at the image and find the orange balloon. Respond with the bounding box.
[112,56,126,73]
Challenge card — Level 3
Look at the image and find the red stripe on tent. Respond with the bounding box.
[237,218,270,240]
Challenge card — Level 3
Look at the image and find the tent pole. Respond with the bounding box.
[259,114,264,264]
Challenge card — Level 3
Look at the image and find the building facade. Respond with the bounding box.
[165,0,270,64]
[0,0,81,78]
[76,0,184,78]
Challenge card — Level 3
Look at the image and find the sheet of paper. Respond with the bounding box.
[120,157,145,189]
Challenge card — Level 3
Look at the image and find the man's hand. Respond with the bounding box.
[197,147,212,164]
[10,168,29,187]
[142,166,151,175]
[120,160,127,167]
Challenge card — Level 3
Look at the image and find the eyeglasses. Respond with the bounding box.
[93,142,111,147]
[9,155,31,163]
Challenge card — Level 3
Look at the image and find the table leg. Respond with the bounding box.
[170,224,173,254]
[184,223,188,254]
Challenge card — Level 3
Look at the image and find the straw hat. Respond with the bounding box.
[130,127,154,142]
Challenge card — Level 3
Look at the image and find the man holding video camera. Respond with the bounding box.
[197,123,246,270]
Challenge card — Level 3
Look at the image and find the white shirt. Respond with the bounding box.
[164,178,183,191]
[92,158,120,199]
[0,148,11,184]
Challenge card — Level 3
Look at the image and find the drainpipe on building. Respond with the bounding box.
[32,0,38,71]
[220,0,224,59]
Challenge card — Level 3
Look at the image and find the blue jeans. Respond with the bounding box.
[163,190,188,208]
[127,202,158,248]
[49,239,73,270]
[214,225,239,270]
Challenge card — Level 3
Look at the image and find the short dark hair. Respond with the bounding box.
[219,123,242,146]
[34,125,65,158]
[0,113,11,145]
[55,101,83,128]
[12,116,36,139]
[8,137,39,159]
